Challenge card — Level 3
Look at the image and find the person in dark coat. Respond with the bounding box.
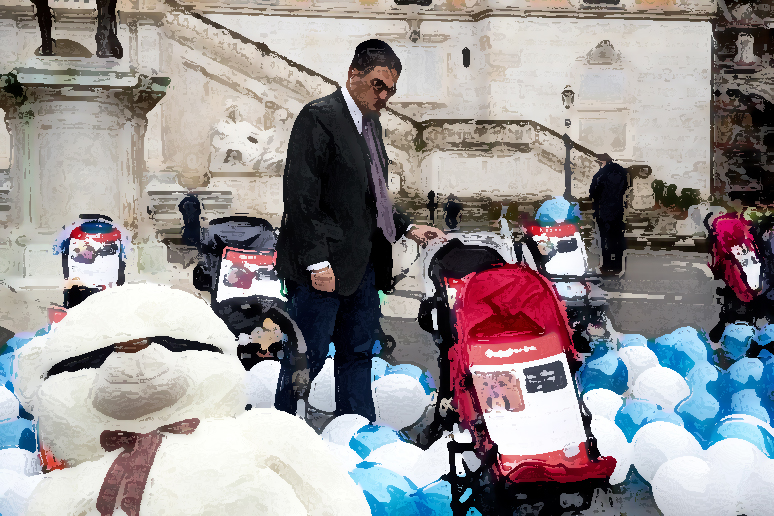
[275,40,445,420]
[589,153,629,274]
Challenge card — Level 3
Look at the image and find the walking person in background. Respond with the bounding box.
[589,153,629,275]
[275,40,445,420]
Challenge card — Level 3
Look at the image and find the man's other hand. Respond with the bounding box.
[311,266,336,292]
[407,225,447,246]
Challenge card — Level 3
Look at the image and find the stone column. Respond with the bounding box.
[0,67,168,329]
[0,68,168,235]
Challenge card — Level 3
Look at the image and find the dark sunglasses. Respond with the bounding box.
[45,337,223,380]
[371,78,397,97]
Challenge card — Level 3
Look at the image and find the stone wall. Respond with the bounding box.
[209,14,712,194]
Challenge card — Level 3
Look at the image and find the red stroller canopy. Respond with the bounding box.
[709,213,760,303]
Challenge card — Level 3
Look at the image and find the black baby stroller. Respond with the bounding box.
[180,197,298,371]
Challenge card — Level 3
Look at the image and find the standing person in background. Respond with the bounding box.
[275,40,445,420]
[589,153,629,275]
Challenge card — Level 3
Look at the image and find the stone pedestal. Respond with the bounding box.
[0,64,168,330]
[0,66,168,233]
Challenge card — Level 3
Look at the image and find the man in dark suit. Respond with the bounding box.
[589,153,629,275]
[275,40,445,420]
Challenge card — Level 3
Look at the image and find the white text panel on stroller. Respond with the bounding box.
[523,222,591,300]
[215,247,286,303]
[468,332,588,461]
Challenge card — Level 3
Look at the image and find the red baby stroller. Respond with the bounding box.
[418,239,616,514]
[706,212,767,344]
[445,265,616,515]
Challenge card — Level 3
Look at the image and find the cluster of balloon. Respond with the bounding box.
[321,413,454,516]
[579,324,774,514]
[298,351,449,515]
[0,332,44,453]
[1,332,45,515]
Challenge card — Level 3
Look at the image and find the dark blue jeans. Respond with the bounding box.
[275,264,380,421]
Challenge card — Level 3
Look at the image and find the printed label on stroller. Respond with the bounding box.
[68,236,120,287]
[471,370,526,414]
[731,244,761,291]
[523,360,567,394]
[216,247,284,303]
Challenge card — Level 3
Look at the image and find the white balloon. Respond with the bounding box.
[618,346,660,388]
[244,360,281,409]
[590,416,631,485]
[0,469,43,516]
[706,438,759,515]
[407,435,451,489]
[372,374,431,431]
[632,421,704,483]
[617,334,648,348]
[632,367,690,411]
[366,441,424,475]
[583,389,624,422]
[739,456,774,516]
[0,469,24,497]
[652,456,736,516]
[321,414,369,446]
[308,357,336,413]
[324,442,364,473]
[0,449,41,477]
[0,387,19,423]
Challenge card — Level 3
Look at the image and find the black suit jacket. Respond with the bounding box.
[275,89,412,296]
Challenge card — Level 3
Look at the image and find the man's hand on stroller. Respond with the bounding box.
[407,225,446,246]
[310,266,336,292]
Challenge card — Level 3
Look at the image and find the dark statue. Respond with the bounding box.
[31,0,123,58]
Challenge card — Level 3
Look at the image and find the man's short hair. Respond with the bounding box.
[350,39,402,75]
[596,153,614,162]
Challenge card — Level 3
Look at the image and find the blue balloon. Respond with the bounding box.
[536,197,574,227]
[759,349,774,365]
[349,463,420,516]
[577,345,628,395]
[709,415,774,458]
[350,425,404,459]
[2,330,47,384]
[669,327,711,377]
[410,480,453,516]
[677,363,722,445]
[718,323,756,364]
[727,390,771,424]
[4,332,35,352]
[686,362,721,388]
[762,361,774,423]
[648,333,679,370]
[615,399,684,442]
[0,417,35,450]
[755,324,774,347]
[725,358,765,396]
[676,391,720,446]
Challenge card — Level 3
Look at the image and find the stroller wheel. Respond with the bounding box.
[549,479,616,516]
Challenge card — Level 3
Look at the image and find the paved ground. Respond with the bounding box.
[600,250,722,339]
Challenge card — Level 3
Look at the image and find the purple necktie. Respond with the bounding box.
[362,116,397,243]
